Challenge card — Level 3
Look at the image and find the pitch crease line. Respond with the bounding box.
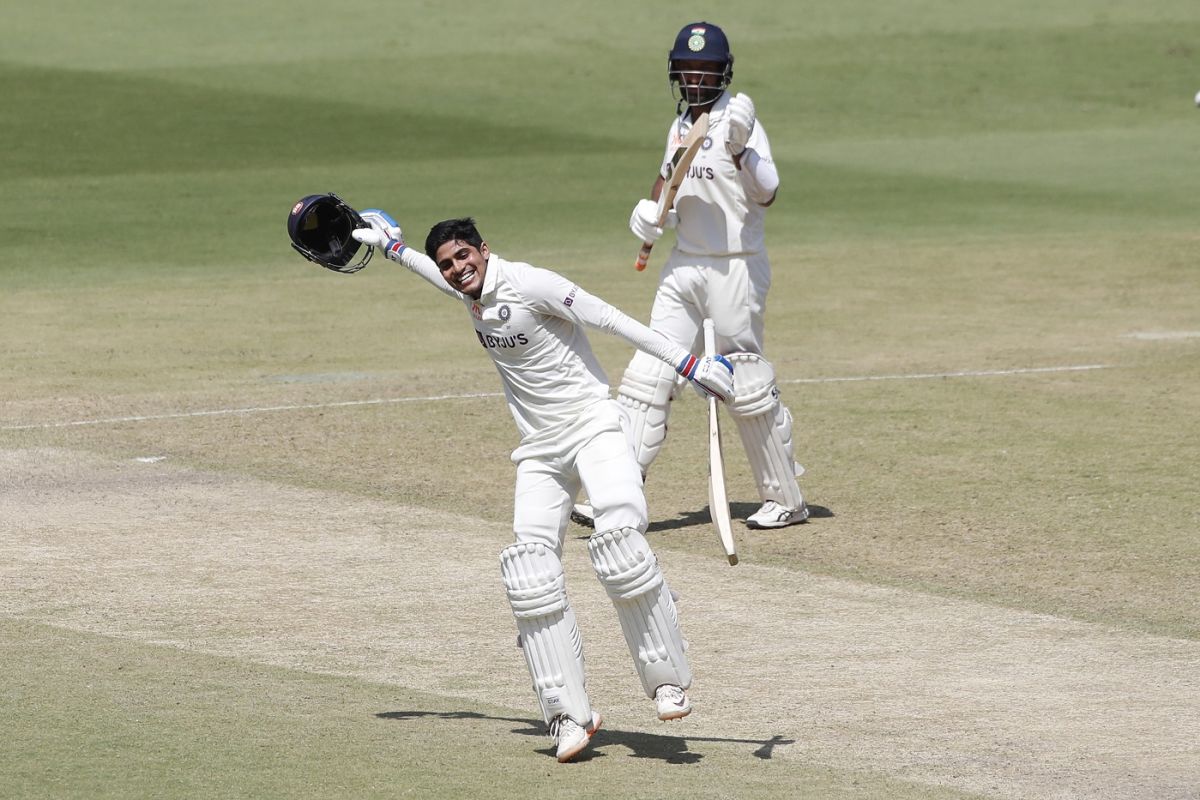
[782,364,1112,384]
[0,392,504,431]
[2,364,1112,431]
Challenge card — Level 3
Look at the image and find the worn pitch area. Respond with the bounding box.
[2,448,1196,799]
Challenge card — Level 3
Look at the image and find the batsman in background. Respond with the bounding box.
[578,21,809,530]
[351,215,733,763]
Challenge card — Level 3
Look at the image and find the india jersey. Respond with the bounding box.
[660,91,774,257]
[397,249,691,446]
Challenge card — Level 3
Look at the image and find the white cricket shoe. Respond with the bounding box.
[654,684,692,721]
[746,500,810,529]
[549,710,602,762]
[569,502,595,529]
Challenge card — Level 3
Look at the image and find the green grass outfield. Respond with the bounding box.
[2,2,1198,798]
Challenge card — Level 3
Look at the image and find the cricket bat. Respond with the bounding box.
[703,319,738,566]
[635,111,710,271]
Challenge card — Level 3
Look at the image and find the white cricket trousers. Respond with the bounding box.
[648,248,771,354]
[511,399,647,552]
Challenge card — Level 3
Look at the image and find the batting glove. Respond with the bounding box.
[677,353,735,402]
[629,198,677,243]
[360,209,403,240]
[726,93,756,157]
[353,209,407,261]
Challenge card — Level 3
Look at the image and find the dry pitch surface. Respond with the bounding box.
[4,447,1196,799]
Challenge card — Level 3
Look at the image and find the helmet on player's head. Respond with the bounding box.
[286,192,372,274]
[667,21,734,110]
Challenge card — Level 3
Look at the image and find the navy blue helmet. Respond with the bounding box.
[667,21,734,108]
[287,193,372,274]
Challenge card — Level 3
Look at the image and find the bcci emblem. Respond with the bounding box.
[499,305,511,322]
[702,136,714,150]
[688,33,706,51]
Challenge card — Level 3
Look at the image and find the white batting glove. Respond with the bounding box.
[352,227,386,247]
[360,209,403,241]
[629,198,676,243]
[353,209,406,259]
[726,93,756,157]
[676,353,735,402]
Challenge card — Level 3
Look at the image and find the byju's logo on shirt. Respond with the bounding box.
[477,330,529,350]
[563,286,578,307]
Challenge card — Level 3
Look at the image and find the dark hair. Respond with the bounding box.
[425,217,485,260]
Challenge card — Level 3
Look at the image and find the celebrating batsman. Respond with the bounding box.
[350,214,733,763]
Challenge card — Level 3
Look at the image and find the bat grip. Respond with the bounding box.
[635,242,653,271]
[703,318,717,358]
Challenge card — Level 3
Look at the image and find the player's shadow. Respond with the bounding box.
[646,502,833,533]
[376,710,793,764]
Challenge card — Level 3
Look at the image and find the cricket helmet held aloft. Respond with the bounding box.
[286,192,373,274]
[667,21,733,108]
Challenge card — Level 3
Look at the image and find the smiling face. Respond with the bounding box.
[434,239,489,299]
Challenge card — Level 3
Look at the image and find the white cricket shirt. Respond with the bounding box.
[660,91,775,257]
[396,248,693,446]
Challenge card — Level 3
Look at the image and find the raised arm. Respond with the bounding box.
[353,210,464,300]
[726,94,779,207]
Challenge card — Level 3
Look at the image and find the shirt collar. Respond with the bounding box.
[479,251,501,301]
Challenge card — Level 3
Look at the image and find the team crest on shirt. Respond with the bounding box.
[702,136,713,150]
[471,302,484,320]
[499,304,511,321]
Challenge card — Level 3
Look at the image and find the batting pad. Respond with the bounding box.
[727,353,804,509]
[499,542,592,726]
[617,351,677,473]
[587,528,692,697]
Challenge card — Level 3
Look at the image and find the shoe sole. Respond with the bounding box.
[746,508,811,529]
[658,706,692,721]
[557,712,603,763]
[746,519,807,529]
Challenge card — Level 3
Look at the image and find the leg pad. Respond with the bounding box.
[587,528,691,697]
[500,542,592,725]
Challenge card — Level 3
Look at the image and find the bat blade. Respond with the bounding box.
[634,111,710,271]
[703,319,737,565]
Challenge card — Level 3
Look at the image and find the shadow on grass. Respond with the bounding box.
[644,502,834,534]
[570,502,834,537]
[376,710,794,764]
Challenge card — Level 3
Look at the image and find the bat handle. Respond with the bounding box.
[703,318,717,358]
[635,242,653,271]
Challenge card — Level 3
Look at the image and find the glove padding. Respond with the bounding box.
[352,209,405,258]
[726,93,756,156]
[629,198,677,244]
[351,228,387,248]
[677,354,735,402]
[360,209,402,240]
